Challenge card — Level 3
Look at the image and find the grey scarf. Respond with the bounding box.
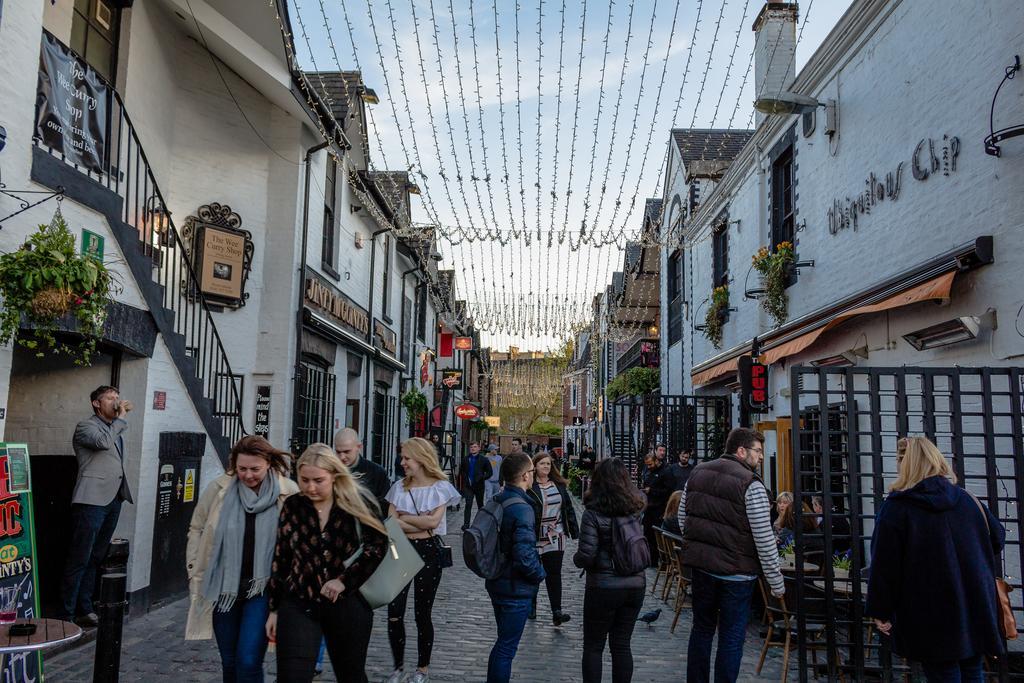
[202,474,280,612]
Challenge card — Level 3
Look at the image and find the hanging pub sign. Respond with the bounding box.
[454,404,480,420]
[738,356,769,413]
[182,204,254,308]
[454,336,474,351]
[36,32,110,174]
[440,369,463,390]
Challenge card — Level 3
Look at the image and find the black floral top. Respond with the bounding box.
[268,494,387,611]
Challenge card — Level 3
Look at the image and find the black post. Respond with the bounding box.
[93,572,127,683]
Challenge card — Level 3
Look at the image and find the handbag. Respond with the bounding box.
[344,516,424,609]
[411,489,454,569]
[968,492,1018,640]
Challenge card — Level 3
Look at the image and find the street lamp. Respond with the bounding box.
[755,92,837,137]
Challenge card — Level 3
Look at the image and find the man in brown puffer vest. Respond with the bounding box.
[678,427,784,683]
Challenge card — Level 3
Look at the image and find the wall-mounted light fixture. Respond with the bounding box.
[145,195,170,240]
[810,345,869,367]
[756,91,837,138]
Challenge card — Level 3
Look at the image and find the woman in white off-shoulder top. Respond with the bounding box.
[382,438,461,683]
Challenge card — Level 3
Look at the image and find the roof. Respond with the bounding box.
[643,198,663,227]
[367,171,416,222]
[670,129,755,166]
[308,71,378,131]
[624,242,642,272]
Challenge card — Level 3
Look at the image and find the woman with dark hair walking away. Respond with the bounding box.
[573,458,648,683]
[529,450,579,625]
[266,444,387,683]
[186,436,298,682]
[867,437,1007,682]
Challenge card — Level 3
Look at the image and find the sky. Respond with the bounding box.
[289,0,855,352]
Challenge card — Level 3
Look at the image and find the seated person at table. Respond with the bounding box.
[661,490,683,536]
[776,502,819,550]
[772,491,793,539]
[812,495,852,553]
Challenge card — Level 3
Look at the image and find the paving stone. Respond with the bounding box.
[45,509,796,681]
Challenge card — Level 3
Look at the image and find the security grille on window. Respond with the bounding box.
[295,356,336,452]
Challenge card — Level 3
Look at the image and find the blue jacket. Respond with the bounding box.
[866,476,1006,662]
[485,486,546,599]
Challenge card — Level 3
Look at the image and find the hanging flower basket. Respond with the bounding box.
[0,212,116,365]
[751,242,796,327]
[400,387,428,419]
[703,286,730,349]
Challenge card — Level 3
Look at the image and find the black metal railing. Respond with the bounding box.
[616,337,659,373]
[34,37,245,446]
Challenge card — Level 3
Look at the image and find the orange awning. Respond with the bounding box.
[691,271,956,386]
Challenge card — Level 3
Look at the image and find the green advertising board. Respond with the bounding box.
[0,444,41,679]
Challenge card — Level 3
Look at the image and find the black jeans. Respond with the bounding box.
[641,509,661,567]
[463,486,485,528]
[538,551,564,614]
[582,586,645,683]
[276,595,373,683]
[388,537,443,669]
[61,499,122,617]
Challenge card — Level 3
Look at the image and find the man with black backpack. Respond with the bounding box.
[679,427,785,683]
[468,452,545,683]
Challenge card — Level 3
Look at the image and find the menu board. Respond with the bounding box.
[0,444,41,680]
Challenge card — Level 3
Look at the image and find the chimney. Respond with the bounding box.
[752,2,799,126]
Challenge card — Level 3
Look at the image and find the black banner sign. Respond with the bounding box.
[738,356,769,413]
[440,369,463,390]
[254,385,271,437]
[36,33,109,174]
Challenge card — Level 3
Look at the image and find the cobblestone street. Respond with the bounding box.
[45,510,789,682]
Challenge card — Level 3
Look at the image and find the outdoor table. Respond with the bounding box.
[0,619,82,654]
[812,578,868,596]
[780,561,820,574]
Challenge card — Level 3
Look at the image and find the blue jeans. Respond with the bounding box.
[211,594,270,682]
[921,656,984,683]
[686,569,756,683]
[60,499,122,617]
[487,595,533,683]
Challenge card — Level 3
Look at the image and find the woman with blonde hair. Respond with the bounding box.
[186,436,298,681]
[266,444,387,682]
[866,436,1006,682]
[773,491,793,538]
[661,490,683,535]
[383,438,462,683]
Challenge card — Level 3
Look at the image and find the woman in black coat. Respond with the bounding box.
[866,437,1006,682]
[529,451,579,625]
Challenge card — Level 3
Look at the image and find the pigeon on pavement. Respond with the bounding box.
[637,608,662,626]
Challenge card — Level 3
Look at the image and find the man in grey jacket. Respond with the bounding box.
[60,385,134,626]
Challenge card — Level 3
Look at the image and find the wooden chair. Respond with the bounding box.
[669,544,691,633]
[756,588,830,682]
[661,535,682,602]
[650,529,671,596]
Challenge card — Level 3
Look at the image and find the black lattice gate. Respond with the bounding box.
[790,366,1024,681]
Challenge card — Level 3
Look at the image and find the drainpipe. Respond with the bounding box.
[362,226,392,457]
[291,140,330,453]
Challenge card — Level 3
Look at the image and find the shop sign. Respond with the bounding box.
[254,385,271,437]
[374,319,397,356]
[455,404,480,420]
[81,229,104,260]
[36,32,109,174]
[304,269,370,338]
[454,336,473,351]
[440,369,463,390]
[484,416,501,428]
[738,356,769,413]
[183,204,254,308]
[827,134,960,236]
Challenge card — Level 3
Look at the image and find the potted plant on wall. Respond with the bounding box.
[702,285,731,349]
[400,386,428,420]
[605,366,660,403]
[0,212,116,365]
[751,241,796,327]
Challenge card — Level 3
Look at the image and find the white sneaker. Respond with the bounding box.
[383,669,404,683]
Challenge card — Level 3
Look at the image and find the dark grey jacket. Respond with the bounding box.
[572,509,646,590]
[72,415,133,506]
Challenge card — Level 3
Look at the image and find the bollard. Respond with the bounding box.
[93,572,127,683]
[100,539,129,576]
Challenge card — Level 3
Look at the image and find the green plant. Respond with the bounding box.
[779,541,795,559]
[606,366,660,402]
[751,241,795,327]
[833,549,852,571]
[698,417,728,460]
[566,464,587,497]
[703,285,730,349]
[0,213,115,365]
[400,387,428,419]
[532,421,562,437]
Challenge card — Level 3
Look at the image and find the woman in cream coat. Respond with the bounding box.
[185,436,298,682]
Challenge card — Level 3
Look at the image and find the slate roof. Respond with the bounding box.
[624,242,642,272]
[670,128,754,165]
[643,198,663,226]
[308,71,371,129]
[367,171,415,222]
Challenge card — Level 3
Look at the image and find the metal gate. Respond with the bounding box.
[293,359,337,453]
[607,394,731,480]
[790,366,1024,681]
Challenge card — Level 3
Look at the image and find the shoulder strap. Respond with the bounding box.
[966,490,990,534]
[343,518,365,569]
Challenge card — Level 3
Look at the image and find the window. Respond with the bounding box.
[295,355,336,452]
[322,158,338,273]
[401,295,413,368]
[416,283,427,341]
[667,250,683,346]
[570,382,578,409]
[71,0,119,82]
[772,147,795,249]
[712,224,729,289]
[381,234,391,319]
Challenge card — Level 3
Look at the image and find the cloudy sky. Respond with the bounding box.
[290,0,854,351]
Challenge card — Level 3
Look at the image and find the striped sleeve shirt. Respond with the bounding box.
[678,480,785,594]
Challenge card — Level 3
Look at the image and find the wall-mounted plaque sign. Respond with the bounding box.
[304,269,370,338]
[182,203,254,308]
[254,385,271,437]
[374,319,397,356]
